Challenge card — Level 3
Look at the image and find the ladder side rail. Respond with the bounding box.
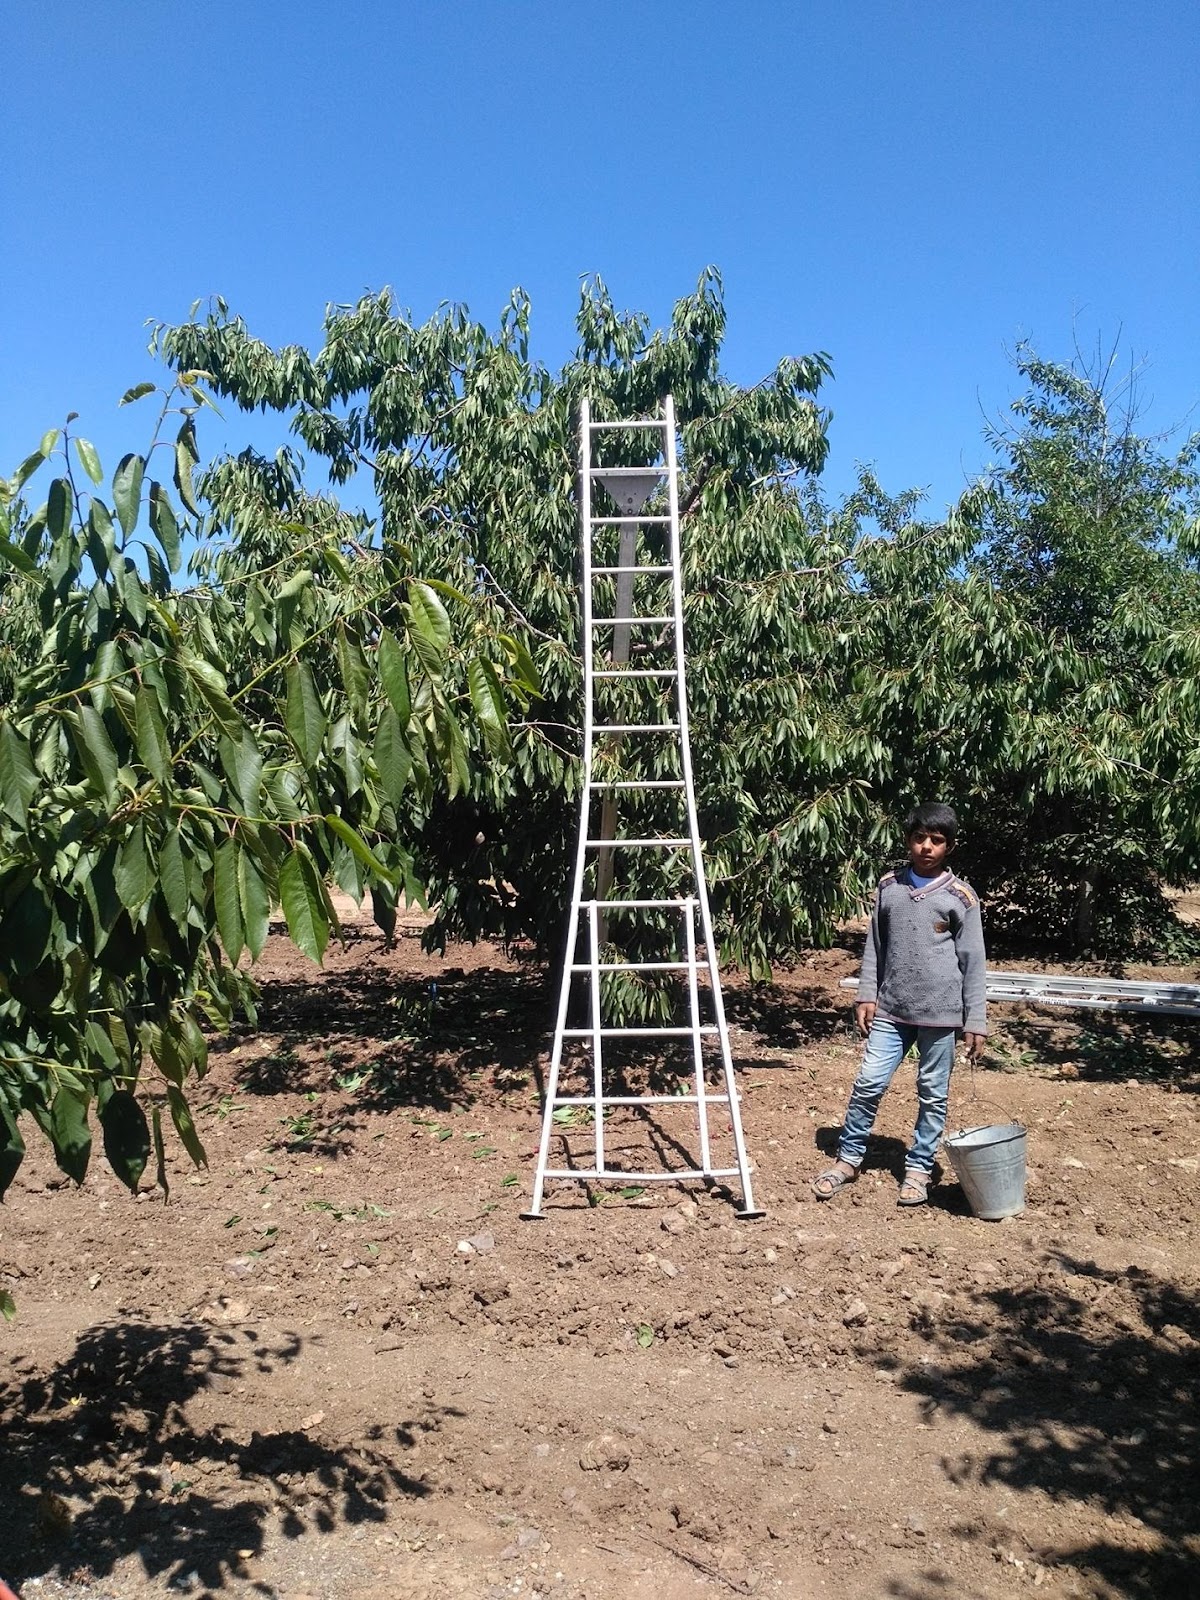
[588,900,606,1173]
[683,897,714,1173]
[524,397,601,1219]
[663,395,761,1217]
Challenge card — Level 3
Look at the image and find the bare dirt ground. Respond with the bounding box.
[2,905,1198,1600]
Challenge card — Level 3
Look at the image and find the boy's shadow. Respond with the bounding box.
[815,1124,960,1206]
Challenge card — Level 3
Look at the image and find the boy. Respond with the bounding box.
[812,802,987,1206]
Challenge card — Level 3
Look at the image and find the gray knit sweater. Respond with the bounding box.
[857,865,988,1034]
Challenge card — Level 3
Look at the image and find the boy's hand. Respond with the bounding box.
[964,1031,986,1061]
[855,1001,876,1036]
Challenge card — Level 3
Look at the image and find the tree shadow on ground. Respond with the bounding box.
[875,1255,1200,1598]
[724,975,854,1051]
[229,960,551,1114]
[989,1011,1200,1093]
[0,1317,462,1597]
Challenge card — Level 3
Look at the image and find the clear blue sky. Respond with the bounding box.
[4,0,1197,519]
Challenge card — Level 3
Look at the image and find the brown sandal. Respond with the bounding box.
[897,1171,930,1207]
[812,1164,858,1200]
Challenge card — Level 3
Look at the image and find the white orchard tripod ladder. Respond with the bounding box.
[522,396,763,1220]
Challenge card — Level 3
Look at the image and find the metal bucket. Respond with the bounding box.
[943,1122,1027,1220]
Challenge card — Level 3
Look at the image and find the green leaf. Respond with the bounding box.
[71,705,119,801]
[134,685,171,782]
[468,656,511,759]
[46,476,72,541]
[174,418,200,516]
[370,880,396,941]
[168,1084,208,1168]
[100,1089,151,1192]
[418,576,472,605]
[213,837,245,963]
[373,706,413,805]
[0,1102,25,1202]
[337,624,370,723]
[238,848,271,962]
[0,721,39,826]
[279,847,329,964]
[158,826,189,923]
[443,704,471,799]
[11,450,48,494]
[285,659,326,767]
[0,1290,14,1322]
[323,814,396,883]
[636,1324,655,1348]
[39,428,61,459]
[74,437,103,485]
[148,481,182,573]
[119,381,156,406]
[218,727,264,810]
[112,453,145,537]
[0,536,38,575]
[179,649,242,735]
[408,582,450,675]
[49,1085,91,1184]
[114,819,154,912]
[501,632,541,696]
[378,628,411,720]
[85,499,118,579]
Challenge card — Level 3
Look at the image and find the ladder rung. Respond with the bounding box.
[563,1026,719,1037]
[591,616,674,627]
[585,837,692,849]
[542,1167,741,1182]
[552,1094,731,1107]
[588,465,667,476]
[592,669,675,679]
[589,515,672,525]
[588,780,685,789]
[587,420,666,431]
[581,898,694,909]
[592,564,673,575]
[593,723,680,734]
[571,961,694,972]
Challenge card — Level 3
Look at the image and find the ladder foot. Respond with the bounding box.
[519,1210,548,1222]
[734,1208,767,1221]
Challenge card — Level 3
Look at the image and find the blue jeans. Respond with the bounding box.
[838,1018,957,1176]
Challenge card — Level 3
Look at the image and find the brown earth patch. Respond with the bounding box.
[2,908,1198,1599]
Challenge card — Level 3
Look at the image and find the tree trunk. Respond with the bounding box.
[1075,865,1100,955]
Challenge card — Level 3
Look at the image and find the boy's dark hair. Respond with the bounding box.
[904,801,959,843]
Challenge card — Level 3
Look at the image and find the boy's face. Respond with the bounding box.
[907,827,951,877]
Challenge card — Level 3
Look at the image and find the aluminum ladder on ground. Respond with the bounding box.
[522,395,763,1219]
[841,971,1200,1019]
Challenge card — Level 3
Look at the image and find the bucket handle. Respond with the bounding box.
[951,1046,1020,1132]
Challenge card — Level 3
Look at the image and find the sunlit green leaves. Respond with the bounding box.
[115,820,154,912]
[408,581,450,676]
[468,656,510,759]
[112,453,145,536]
[213,837,245,961]
[148,481,182,572]
[74,437,103,485]
[0,722,39,825]
[285,659,326,766]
